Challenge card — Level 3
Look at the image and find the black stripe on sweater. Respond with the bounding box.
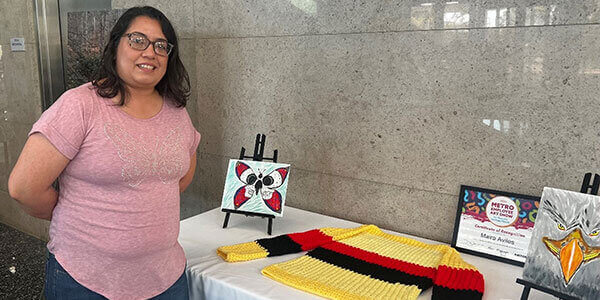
[256,235,303,256]
[432,286,483,300]
[307,247,433,290]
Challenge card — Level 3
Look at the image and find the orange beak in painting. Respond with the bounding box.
[542,228,600,285]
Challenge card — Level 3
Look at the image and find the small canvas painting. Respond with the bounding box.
[221,159,290,217]
[522,187,600,300]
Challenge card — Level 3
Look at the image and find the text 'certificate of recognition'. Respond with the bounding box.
[452,185,540,266]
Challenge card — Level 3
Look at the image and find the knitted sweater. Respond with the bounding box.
[217,225,484,300]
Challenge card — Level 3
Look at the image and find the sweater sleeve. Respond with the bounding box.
[432,247,485,300]
[217,225,377,262]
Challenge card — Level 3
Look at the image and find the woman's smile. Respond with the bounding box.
[136,63,156,71]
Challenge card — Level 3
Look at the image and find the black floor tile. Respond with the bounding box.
[0,223,46,300]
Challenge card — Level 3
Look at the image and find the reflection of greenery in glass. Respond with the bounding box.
[66,10,124,89]
[66,50,102,89]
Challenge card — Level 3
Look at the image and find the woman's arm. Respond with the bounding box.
[179,151,197,193]
[8,133,70,220]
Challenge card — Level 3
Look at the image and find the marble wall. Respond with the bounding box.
[0,0,48,240]
[2,1,600,243]
[174,0,600,243]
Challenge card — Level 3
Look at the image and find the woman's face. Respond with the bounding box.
[116,16,169,92]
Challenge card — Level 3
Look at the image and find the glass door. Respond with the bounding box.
[36,0,118,108]
[59,0,121,90]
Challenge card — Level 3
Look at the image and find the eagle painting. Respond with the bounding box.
[522,187,600,299]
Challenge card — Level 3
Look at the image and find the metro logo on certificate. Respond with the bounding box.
[486,196,519,227]
[451,185,540,266]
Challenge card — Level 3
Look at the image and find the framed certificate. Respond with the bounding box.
[451,185,540,266]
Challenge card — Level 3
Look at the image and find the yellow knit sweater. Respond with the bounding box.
[218,225,484,300]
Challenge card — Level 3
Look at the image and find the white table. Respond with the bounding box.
[178,207,556,300]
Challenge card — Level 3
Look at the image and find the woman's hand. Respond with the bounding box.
[8,133,70,220]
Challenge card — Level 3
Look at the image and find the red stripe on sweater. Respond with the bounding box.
[434,265,484,293]
[320,241,437,279]
[288,230,334,251]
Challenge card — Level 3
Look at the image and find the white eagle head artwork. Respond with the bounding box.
[522,187,600,299]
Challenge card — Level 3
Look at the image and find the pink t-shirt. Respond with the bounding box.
[30,83,201,299]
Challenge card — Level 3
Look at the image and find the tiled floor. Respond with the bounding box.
[0,223,46,299]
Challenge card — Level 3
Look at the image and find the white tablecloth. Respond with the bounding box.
[178,207,555,300]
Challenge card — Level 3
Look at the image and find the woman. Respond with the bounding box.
[8,6,200,299]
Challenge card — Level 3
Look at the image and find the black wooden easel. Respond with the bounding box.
[515,278,579,300]
[222,133,279,235]
[515,172,600,300]
[579,172,600,196]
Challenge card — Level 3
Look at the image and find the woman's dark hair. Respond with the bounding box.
[92,6,189,107]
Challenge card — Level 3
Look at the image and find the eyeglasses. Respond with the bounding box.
[124,32,174,56]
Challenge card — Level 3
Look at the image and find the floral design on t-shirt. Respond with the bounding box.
[104,123,185,187]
